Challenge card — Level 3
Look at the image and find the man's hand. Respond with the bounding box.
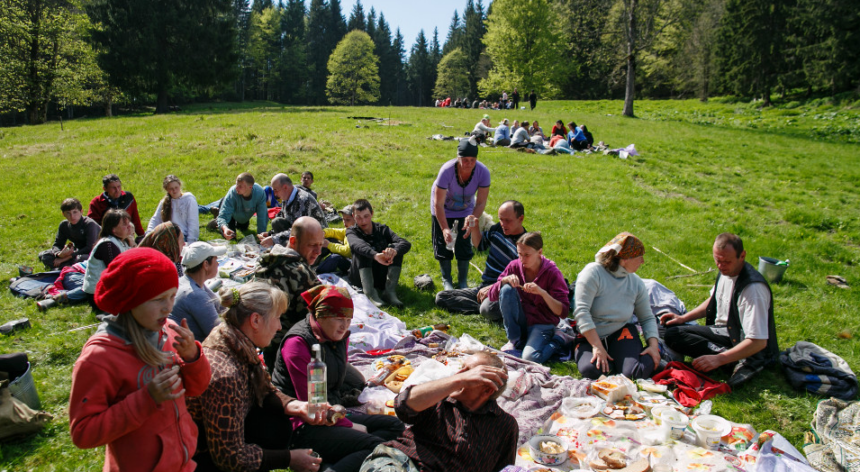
[462,215,477,237]
[476,285,491,302]
[660,313,684,326]
[382,247,397,261]
[455,365,507,394]
[58,246,74,258]
[321,238,329,248]
[374,253,393,266]
[500,275,521,288]
[692,354,724,372]
[260,236,274,248]
[222,226,235,240]
[442,228,453,244]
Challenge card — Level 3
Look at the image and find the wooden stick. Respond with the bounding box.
[668,268,715,279]
[652,246,697,273]
[51,323,100,336]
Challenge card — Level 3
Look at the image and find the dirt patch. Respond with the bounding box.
[5,143,58,158]
[633,177,703,204]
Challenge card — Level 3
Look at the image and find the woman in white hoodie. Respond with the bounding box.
[147,175,200,243]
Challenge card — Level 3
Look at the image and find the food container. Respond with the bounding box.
[659,409,689,440]
[691,415,732,449]
[650,405,682,425]
[561,397,604,419]
[528,435,567,466]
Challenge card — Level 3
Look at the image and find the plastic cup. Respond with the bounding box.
[660,409,689,440]
[691,415,731,449]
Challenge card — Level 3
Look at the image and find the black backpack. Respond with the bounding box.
[9,272,61,299]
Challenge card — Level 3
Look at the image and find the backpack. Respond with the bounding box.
[8,271,61,299]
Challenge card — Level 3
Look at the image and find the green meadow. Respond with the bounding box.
[1,98,858,469]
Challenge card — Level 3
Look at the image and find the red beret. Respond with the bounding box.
[95,247,179,315]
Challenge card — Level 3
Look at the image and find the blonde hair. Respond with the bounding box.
[119,312,172,367]
[218,282,288,327]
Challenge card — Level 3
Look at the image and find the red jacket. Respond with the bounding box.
[88,191,145,236]
[69,322,211,472]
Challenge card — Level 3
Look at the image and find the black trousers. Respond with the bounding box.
[575,323,655,380]
[292,413,405,472]
[664,324,732,358]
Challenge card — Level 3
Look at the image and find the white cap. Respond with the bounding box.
[181,242,227,268]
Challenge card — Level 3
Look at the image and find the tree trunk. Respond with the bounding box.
[762,84,771,107]
[156,87,169,114]
[622,0,637,118]
[104,95,113,117]
[26,0,44,125]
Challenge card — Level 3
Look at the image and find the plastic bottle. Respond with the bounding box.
[411,324,451,338]
[307,344,327,418]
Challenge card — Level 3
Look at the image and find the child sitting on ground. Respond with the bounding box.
[38,198,101,270]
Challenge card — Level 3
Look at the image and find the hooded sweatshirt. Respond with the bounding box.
[69,317,211,472]
[488,256,570,326]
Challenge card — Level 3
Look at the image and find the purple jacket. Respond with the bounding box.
[488,256,570,326]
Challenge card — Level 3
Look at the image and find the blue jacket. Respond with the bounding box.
[215,183,268,234]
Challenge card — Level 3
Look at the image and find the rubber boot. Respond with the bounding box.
[382,266,404,307]
[457,260,471,289]
[358,267,385,307]
[36,299,57,312]
[439,260,454,291]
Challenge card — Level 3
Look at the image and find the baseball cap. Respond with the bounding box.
[339,204,354,215]
[181,241,227,268]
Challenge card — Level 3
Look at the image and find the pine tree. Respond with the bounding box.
[716,0,787,106]
[443,10,463,54]
[374,14,395,105]
[365,7,377,42]
[87,0,238,113]
[791,0,860,95]
[407,30,433,106]
[392,28,408,105]
[347,0,365,32]
[232,0,252,101]
[461,0,488,97]
[328,0,347,42]
[306,0,330,104]
[278,0,307,104]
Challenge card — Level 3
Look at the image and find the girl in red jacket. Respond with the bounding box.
[69,247,212,472]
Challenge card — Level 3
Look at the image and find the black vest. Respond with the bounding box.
[705,262,779,360]
[271,316,350,406]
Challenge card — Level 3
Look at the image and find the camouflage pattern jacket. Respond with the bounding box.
[271,188,328,246]
[254,245,321,346]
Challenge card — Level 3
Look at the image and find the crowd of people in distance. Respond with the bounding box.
[467,114,596,154]
[435,88,539,111]
[37,120,779,472]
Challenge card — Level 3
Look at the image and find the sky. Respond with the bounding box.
[336,0,479,49]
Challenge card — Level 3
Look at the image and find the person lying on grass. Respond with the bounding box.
[573,232,661,380]
[38,197,100,270]
[69,248,211,472]
[487,231,570,364]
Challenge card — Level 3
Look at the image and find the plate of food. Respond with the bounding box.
[601,395,646,421]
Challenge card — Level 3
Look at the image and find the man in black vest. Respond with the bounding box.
[661,233,778,387]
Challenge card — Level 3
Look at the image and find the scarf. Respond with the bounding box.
[204,323,273,407]
[139,222,182,262]
[597,231,645,260]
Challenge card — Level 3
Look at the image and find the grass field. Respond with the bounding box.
[1,98,859,470]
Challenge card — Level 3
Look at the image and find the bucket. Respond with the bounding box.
[8,362,41,410]
[660,409,689,440]
[691,415,731,449]
[758,256,788,283]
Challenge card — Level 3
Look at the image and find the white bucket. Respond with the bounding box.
[691,415,731,449]
[660,409,689,440]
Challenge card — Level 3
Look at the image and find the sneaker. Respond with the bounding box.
[500,341,516,352]
[206,219,219,232]
[210,207,220,218]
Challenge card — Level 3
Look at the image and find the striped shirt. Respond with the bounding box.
[388,385,518,472]
[478,223,525,285]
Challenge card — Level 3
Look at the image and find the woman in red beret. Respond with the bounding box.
[69,247,211,472]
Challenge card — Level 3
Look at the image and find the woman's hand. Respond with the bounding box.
[147,365,184,404]
[169,319,200,362]
[501,275,521,288]
[289,449,321,472]
[522,282,545,295]
[442,228,454,245]
[590,345,614,374]
[641,339,661,368]
[286,400,329,425]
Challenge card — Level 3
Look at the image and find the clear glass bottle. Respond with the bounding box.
[307,344,327,417]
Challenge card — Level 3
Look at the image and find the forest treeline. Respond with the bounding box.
[1,0,857,124]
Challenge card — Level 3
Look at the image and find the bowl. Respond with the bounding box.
[528,435,567,466]
[561,397,604,419]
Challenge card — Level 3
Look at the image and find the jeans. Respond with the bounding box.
[499,284,558,363]
[63,272,89,303]
[317,254,351,276]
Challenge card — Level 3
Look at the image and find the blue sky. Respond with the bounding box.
[337,0,479,49]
